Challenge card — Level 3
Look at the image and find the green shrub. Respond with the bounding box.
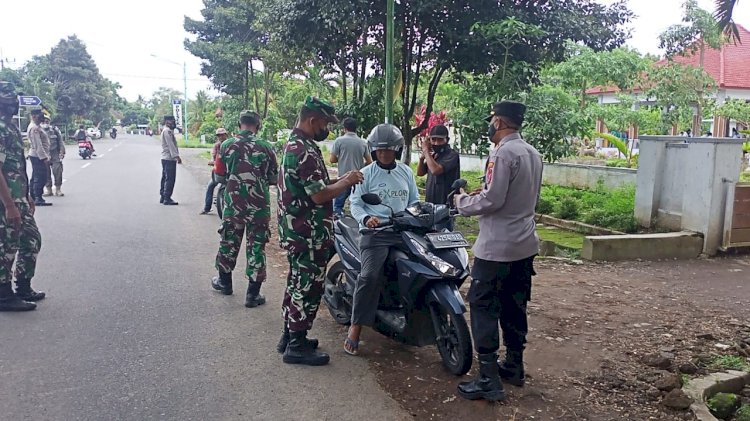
[557,197,579,220]
[707,393,740,419]
[536,197,554,215]
[736,404,750,421]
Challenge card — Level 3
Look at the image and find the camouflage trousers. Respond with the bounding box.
[282,248,332,332]
[46,160,64,188]
[0,203,42,285]
[215,218,269,284]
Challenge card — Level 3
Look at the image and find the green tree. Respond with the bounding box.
[646,62,716,133]
[659,0,724,134]
[717,98,750,127]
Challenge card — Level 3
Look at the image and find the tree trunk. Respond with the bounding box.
[340,61,348,104]
[694,41,706,136]
[358,57,366,102]
[249,60,260,113]
[263,70,271,118]
[352,57,359,103]
[243,62,249,109]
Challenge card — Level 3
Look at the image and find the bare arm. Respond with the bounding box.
[422,152,444,175]
[364,151,372,165]
[310,175,360,205]
[416,157,428,176]
[329,153,338,163]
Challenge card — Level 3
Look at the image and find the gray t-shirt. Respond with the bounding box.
[331,132,369,175]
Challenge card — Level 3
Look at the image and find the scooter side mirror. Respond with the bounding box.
[451,179,467,191]
[362,193,382,206]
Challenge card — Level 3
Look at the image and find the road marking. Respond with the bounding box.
[82,163,91,169]
[108,148,113,152]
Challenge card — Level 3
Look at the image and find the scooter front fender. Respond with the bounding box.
[427,282,467,315]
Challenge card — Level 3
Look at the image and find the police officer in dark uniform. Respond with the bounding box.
[454,101,543,401]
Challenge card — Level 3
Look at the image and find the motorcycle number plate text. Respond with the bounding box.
[426,232,470,249]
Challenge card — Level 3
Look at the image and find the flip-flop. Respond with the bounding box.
[344,337,360,356]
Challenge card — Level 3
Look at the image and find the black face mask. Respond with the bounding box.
[314,127,329,142]
[433,144,448,154]
[487,123,498,141]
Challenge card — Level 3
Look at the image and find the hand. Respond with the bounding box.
[176,157,183,164]
[366,216,381,228]
[5,204,22,233]
[343,170,363,186]
[421,140,431,155]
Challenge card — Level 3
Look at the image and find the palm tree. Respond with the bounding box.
[715,0,740,41]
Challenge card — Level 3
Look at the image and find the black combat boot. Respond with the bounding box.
[282,331,329,366]
[14,277,46,301]
[0,282,36,312]
[211,271,233,295]
[457,353,506,401]
[244,281,266,308]
[499,348,526,387]
[276,324,319,354]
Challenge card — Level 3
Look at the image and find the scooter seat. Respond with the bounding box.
[336,216,361,246]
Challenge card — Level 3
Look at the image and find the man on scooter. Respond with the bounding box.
[344,124,420,356]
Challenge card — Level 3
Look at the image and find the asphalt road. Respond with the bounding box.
[0,134,407,421]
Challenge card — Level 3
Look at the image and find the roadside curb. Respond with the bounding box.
[683,370,750,421]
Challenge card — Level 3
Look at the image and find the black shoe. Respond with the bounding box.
[160,197,165,204]
[211,272,233,295]
[499,349,526,387]
[283,331,329,366]
[244,282,266,308]
[163,199,178,205]
[34,200,52,206]
[277,324,319,353]
[457,353,506,402]
[15,278,46,302]
[0,283,36,312]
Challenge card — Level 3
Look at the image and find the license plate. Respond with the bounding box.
[426,232,470,249]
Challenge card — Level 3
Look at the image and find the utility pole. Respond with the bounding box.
[183,61,189,143]
[384,0,395,124]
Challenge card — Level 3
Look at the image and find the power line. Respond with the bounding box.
[101,72,207,82]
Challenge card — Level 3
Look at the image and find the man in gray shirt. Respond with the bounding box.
[27,110,52,206]
[160,116,182,205]
[330,117,371,217]
[454,101,543,402]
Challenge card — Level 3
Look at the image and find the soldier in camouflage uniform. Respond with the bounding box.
[277,97,363,366]
[210,111,277,308]
[43,115,66,197]
[0,81,43,311]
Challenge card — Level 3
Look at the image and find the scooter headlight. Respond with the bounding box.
[409,238,458,277]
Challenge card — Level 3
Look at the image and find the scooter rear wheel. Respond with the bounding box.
[429,302,473,376]
[323,261,353,325]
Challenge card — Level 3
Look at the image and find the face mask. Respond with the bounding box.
[487,123,498,141]
[314,127,329,142]
[41,124,50,129]
[433,144,448,154]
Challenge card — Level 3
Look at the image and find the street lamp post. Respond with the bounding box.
[385,0,395,124]
[150,54,189,143]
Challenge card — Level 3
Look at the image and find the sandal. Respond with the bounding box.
[344,337,360,356]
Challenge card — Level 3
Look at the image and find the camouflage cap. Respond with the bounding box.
[302,96,338,123]
[239,110,261,120]
[0,81,17,105]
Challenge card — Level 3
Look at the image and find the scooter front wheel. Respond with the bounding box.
[429,301,473,375]
[323,261,353,325]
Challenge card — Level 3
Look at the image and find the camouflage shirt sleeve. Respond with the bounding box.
[284,140,327,196]
[0,124,8,164]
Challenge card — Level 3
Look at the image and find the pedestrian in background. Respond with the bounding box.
[0,81,45,311]
[42,116,66,197]
[200,127,229,215]
[210,111,276,308]
[454,101,543,402]
[330,117,370,218]
[277,97,363,366]
[160,116,181,206]
[27,109,52,207]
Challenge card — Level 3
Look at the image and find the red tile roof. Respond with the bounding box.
[588,25,750,94]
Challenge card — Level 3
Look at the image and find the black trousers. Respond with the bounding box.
[160,159,177,200]
[29,157,49,201]
[468,255,536,355]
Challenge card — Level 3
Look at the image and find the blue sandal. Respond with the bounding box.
[344,337,360,356]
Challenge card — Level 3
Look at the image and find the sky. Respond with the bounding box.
[2,0,750,102]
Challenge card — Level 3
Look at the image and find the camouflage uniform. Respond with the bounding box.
[44,125,65,190]
[0,120,42,287]
[278,128,334,332]
[215,129,278,284]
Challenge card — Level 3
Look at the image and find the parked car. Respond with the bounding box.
[86,127,101,139]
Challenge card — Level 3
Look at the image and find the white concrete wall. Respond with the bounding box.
[541,163,636,190]
[635,136,745,255]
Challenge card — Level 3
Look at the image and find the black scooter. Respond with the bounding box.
[324,180,473,375]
